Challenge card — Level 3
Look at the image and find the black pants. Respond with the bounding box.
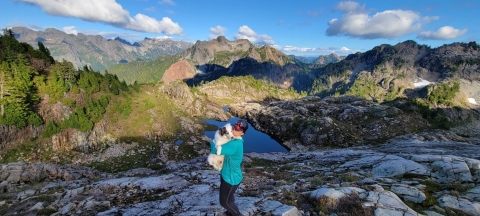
[219,176,241,216]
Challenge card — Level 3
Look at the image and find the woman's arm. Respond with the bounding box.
[218,139,240,155]
[210,140,217,153]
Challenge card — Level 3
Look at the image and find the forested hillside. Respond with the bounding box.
[1,28,54,128]
[106,54,180,84]
[0,28,129,143]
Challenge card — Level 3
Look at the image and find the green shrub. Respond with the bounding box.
[27,112,43,126]
[86,95,110,123]
[61,97,76,108]
[310,177,325,187]
[427,82,460,106]
[410,98,453,129]
[42,121,60,137]
[59,106,94,132]
[111,98,132,117]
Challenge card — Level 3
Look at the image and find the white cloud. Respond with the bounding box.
[283,46,316,52]
[208,25,226,40]
[159,0,175,5]
[20,0,183,35]
[334,1,366,13]
[327,1,422,39]
[422,16,440,23]
[153,36,172,40]
[417,26,468,40]
[145,6,156,12]
[234,25,275,45]
[62,26,78,35]
[282,45,353,55]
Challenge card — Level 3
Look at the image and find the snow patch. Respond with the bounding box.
[468,98,477,105]
[413,78,434,88]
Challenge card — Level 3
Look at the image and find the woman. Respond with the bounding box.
[210,119,248,216]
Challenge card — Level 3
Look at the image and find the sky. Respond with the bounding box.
[2,0,479,56]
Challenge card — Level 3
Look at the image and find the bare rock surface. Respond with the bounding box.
[1,132,480,215]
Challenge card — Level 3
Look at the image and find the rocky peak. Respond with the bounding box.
[173,37,305,87]
[215,35,228,43]
[180,36,253,66]
[314,53,344,65]
[111,37,131,45]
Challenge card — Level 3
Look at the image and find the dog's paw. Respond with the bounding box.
[213,159,224,171]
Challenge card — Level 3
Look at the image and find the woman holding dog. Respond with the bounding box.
[210,119,248,216]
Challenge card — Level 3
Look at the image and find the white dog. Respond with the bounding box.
[207,123,234,171]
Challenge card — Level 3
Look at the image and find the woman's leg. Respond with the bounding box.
[219,177,241,216]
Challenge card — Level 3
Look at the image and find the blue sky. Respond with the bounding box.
[2,0,479,56]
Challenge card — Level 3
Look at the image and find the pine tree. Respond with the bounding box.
[0,55,38,127]
[2,28,14,38]
[37,41,54,63]
[0,61,13,116]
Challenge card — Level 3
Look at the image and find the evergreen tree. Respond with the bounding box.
[37,41,54,63]
[0,61,13,116]
[2,28,14,38]
[0,51,40,127]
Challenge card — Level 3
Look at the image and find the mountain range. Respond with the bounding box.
[117,35,480,112]
[11,27,480,110]
[12,26,193,71]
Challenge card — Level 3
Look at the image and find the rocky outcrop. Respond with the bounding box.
[157,80,232,121]
[1,133,480,215]
[228,95,429,151]
[0,125,43,150]
[161,60,196,83]
[50,120,110,152]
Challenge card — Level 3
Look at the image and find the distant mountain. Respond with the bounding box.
[12,26,193,71]
[289,54,345,65]
[108,36,132,46]
[289,55,317,64]
[306,40,480,107]
[164,36,310,88]
[313,53,345,65]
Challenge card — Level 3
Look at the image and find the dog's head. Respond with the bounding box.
[219,123,234,139]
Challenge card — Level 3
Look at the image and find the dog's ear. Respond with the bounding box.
[219,127,227,136]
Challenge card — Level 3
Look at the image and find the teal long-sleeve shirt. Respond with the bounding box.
[210,137,244,185]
